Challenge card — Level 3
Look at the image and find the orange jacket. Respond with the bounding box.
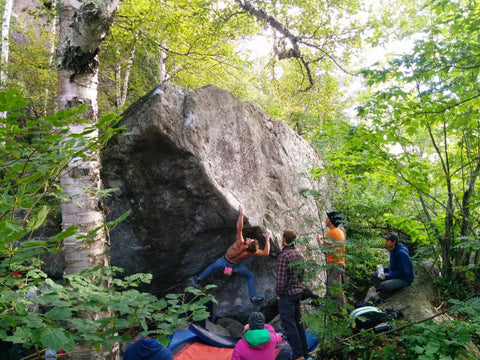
[324,227,345,265]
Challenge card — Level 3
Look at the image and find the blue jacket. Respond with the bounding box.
[124,339,172,360]
[385,243,414,284]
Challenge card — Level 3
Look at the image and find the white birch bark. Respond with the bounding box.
[0,0,13,119]
[45,0,57,115]
[56,1,120,359]
[120,44,135,107]
[159,46,167,83]
[114,49,121,107]
[115,43,136,108]
[57,0,120,275]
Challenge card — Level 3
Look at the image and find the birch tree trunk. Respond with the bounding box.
[56,1,120,359]
[0,0,13,119]
[115,43,136,108]
[159,42,168,83]
[45,0,57,115]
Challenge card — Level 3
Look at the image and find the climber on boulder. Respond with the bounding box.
[195,204,271,303]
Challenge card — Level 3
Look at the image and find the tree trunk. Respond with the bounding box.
[45,0,57,115]
[442,191,453,281]
[1,0,13,85]
[56,1,120,358]
[115,43,136,108]
[0,0,13,119]
[455,161,480,282]
[159,41,168,83]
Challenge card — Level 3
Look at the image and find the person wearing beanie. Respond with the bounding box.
[317,211,347,308]
[370,232,414,299]
[231,312,279,360]
[248,312,265,330]
[123,336,172,360]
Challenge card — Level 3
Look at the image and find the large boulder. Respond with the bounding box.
[101,83,326,318]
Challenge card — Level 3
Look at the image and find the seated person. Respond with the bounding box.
[370,232,414,299]
[231,311,279,360]
[123,324,172,360]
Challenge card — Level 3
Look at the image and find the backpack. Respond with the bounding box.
[349,306,389,330]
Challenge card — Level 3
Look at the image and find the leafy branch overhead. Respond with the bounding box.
[234,0,362,90]
[333,0,480,282]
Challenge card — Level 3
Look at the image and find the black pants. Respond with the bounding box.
[278,293,309,359]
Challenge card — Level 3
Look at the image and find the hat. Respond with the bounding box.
[248,312,265,330]
[326,211,342,227]
[382,232,399,243]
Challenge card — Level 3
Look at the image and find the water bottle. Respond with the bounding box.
[374,323,391,333]
[377,264,384,278]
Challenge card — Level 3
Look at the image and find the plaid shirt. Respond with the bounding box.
[276,245,304,296]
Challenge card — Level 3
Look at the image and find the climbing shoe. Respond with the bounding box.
[191,275,201,289]
[368,296,383,306]
[385,308,404,319]
[250,295,264,304]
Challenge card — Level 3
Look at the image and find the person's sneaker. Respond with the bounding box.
[250,295,264,303]
[386,308,404,319]
[191,275,201,289]
[368,296,383,306]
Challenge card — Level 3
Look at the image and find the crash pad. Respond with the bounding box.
[167,329,199,353]
[173,342,233,360]
[173,342,283,360]
[189,323,239,348]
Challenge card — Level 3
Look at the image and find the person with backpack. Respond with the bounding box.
[370,232,414,299]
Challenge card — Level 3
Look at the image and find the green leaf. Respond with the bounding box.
[14,302,27,316]
[44,307,74,321]
[41,327,75,352]
[26,206,50,231]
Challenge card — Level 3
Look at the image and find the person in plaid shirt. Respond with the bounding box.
[275,229,309,360]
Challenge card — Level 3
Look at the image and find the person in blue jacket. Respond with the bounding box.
[123,335,172,360]
[370,232,414,299]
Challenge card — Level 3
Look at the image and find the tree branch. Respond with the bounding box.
[234,0,354,91]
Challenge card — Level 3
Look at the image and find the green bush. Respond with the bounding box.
[399,320,472,360]
[345,236,389,301]
[0,90,215,357]
[0,265,215,354]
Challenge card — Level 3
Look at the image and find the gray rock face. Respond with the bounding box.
[101,83,324,317]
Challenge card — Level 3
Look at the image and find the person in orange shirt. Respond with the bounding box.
[317,211,347,308]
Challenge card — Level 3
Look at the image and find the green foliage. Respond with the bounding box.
[304,301,480,360]
[0,89,121,265]
[4,4,57,118]
[302,300,353,351]
[449,297,480,325]
[315,0,480,285]
[0,90,214,356]
[345,239,389,298]
[434,276,473,301]
[400,320,472,360]
[99,0,256,112]
[0,266,216,354]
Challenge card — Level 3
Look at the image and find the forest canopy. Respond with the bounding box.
[0,0,479,359]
